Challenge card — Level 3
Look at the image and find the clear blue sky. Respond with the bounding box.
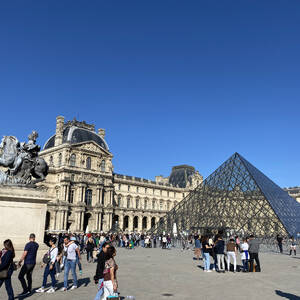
[0,1,299,187]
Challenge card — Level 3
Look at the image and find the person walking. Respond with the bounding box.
[0,239,15,300]
[202,236,212,272]
[94,242,110,300]
[18,233,39,296]
[214,235,225,273]
[86,236,95,263]
[61,236,81,291]
[36,237,58,293]
[276,235,283,254]
[194,235,201,260]
[248,235,261,272]
[101,246,118,300]
[226,238,237,272]
[240,238,249,272]
[289,237,297,256]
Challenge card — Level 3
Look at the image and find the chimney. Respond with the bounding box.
[98,128,105,139]
[55,116,64,146]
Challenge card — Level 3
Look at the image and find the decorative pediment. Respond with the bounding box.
[72,141,111,157]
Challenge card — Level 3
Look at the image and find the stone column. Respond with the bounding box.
[128,215,133,232]
[118,214,123,231]
[80,212,84,232]
[64,210,68,231]
[138,215,143,232]
[146,214,152,231]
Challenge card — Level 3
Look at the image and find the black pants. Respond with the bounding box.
[18,264,35,292]
[278,243,283,253]
[249,253,260,272]
[87,249,93,262]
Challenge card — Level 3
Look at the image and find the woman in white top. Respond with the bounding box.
[36,237,58,293]
[240,238,249,272]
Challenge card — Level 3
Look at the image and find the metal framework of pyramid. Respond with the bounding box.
[153,153,300,238]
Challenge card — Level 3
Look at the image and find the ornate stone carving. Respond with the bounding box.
[0,132,48,186]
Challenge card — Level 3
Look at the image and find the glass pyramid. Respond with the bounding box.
[154,153,300,237]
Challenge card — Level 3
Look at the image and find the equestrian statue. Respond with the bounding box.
[0,131,48,185]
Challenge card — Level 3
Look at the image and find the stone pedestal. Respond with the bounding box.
[0,185,52,260]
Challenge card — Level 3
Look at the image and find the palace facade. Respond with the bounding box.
[39,116,203,233]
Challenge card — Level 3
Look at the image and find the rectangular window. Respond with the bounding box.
[128,185,130,192]
[137,186,139,193]
[69,189,74,203]
[145,188,147,194]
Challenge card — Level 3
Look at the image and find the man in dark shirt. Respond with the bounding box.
[94,242,110,299]
[214,235,225,273]
[18,233,39,295]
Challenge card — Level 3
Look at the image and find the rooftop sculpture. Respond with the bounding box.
[0,131,48,186]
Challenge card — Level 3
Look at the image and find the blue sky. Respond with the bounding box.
[0,1,300,187]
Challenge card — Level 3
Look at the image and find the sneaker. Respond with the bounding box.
[60,287,67,292]
[47,287,56,293]
[36,287,45,293]
[70,286,77,290]
[206,270,212,273]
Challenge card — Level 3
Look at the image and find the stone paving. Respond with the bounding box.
[1,247,300,300]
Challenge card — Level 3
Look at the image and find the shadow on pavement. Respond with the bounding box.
[275,290,300,299]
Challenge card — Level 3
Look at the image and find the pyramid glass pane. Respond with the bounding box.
[152,153,300,237]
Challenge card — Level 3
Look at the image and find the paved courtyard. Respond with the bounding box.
[2,247,300,300]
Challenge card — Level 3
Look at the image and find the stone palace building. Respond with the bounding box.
[39,116,203,233]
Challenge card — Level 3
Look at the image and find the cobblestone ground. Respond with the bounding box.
[1,247,300,300]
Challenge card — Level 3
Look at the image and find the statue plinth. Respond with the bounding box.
[0,185,52,260]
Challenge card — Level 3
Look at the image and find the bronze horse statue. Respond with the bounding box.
[0,135,48,184]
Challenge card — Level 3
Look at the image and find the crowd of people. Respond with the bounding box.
[0,232,119,300]
[193,234,261,273]
[0,231,298,300]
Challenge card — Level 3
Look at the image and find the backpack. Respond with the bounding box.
[42,247,55,264]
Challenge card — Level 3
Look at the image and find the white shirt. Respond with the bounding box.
[49,247,58,264]
[240,243,249,260]
[64,243,78,260]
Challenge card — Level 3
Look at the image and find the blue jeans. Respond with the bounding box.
[64,259,78,288]
[94,279,104,300]
[0,268,14,300]
[203,252,210,270]
[42,264,56,288]
[242,259,249,271]
[76,255,82,271]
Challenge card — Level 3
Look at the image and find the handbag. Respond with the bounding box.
[0,268,8,279]
[43,247,56,264]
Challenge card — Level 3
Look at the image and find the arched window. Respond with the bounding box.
[160,200,163,210]
[152,200,155,210]
[136,198,139,209]
[100,160,106,172]
[167,201,170,211]
[86,157,91,169]
[49,156,53,166]
[58,153,62,167]
[127,196,131,208]
[118,195,122,207]
[70,154,76,167]
[85,189,93,206]
[144,199,148,210]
